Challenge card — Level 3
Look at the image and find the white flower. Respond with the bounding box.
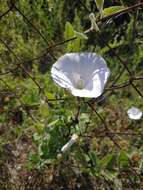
[51,53,110,98]
[127,107,142,120]
[61,134,78,153]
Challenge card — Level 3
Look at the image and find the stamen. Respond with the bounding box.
[72,73,85,89]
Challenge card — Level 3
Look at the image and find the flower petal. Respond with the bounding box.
[52,53,108,79]
[71,88,98,97]
[127,107,142,120]
[51,66,73,88]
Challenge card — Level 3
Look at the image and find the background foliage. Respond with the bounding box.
[0,0,143,189]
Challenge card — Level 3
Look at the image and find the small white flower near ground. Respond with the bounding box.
[61,134,78,153]
[51,53,110,98]
[127,107,142,120]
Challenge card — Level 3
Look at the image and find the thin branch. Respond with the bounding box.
[0,8,12,20]
[110,67,125,87]
[97,32,143,98]
[106,81,130,91]
[0,70,13,75]
[98,2,143,23]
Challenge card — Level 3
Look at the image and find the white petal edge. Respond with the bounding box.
[52,53,108,78]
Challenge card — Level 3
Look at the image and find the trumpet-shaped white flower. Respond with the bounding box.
[51,53,110,98]
[61,134,78,153]
[127,107,142,120]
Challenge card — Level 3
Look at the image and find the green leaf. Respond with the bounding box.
[118,151,129,168]
[48,119,59,127]
[64,22,76,52]
[95,0,104,11]
[101,170,118,181]
[45,92,56,100]
[126,17,134,42]
[100,154,116,169]
[75,149,90,166]
[74,31,88,40]
[73,37,81,52]
[29,153,40,164]
[89,151,100,169]
[64,21,75,40]
[103,6,125,17]
[39,104,49,117]
[64,22,88,52]
[38,135,50,157]
[33,123,45,134]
